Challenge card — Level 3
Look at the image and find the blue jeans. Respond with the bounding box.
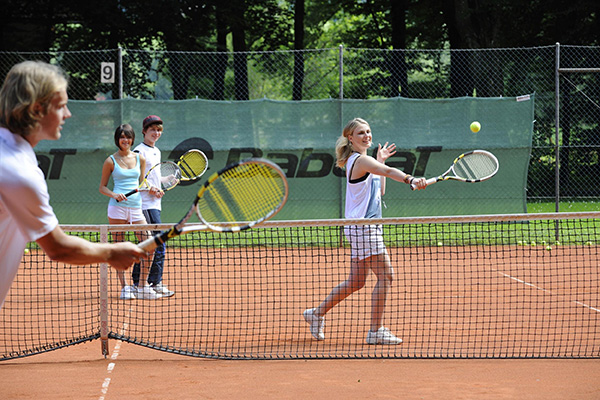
[133,209,165,286]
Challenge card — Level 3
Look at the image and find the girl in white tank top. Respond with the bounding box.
[303,118,426,345]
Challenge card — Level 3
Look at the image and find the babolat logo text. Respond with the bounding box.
[37,149,77,179]
[224,146,442,178]
[37,144,442,181]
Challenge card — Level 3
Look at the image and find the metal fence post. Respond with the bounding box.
[554,42,560,214]
[338,44,344,220]
[118,47,123,99]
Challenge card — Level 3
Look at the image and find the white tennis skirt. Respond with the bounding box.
[343,224,387,260]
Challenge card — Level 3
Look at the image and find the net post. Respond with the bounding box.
[99,225,110,357]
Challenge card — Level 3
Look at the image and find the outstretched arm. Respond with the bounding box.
[361,153,427,190]
[36,226,146,271]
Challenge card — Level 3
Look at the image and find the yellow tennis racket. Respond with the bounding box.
[177,149,208,181]
[138,158,288,252]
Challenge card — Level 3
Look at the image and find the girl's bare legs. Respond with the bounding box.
[314,253,392,329]
[314,256,371,317]
[109,218,129,288]
[367,253,393,332]
[306,252,399,344]
[109,218,154,291]
[131,219,153,286]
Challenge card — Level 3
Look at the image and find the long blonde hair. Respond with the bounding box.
[0,61,68,137]
[335,117,369,168]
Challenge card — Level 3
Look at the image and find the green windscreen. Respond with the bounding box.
[35,95,534,224]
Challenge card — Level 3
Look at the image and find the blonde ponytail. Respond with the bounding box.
[335,117,369,168]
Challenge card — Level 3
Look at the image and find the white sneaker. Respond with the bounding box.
[120,285,137,300]
[152,283,174,297]
[366,327,402,345]
[136,285,163,300]
[303,308,325,340]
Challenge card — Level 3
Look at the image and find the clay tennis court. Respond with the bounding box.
[2,340,600,399]
[1,219,599,398]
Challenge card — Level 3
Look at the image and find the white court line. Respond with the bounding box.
[98,308,132,400]
[497,271,600,314]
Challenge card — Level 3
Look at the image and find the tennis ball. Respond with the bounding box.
[24,248,29,254]
[470,121,481,133]
[437,241,443,247]
[546,245,552,251]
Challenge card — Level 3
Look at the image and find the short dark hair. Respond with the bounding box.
[114,123,135,148]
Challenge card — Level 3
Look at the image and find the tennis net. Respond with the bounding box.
[1,212,599,360]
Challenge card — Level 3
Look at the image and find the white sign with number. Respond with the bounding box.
[100,62,115,83]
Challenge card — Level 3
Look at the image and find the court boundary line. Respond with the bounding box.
[496,271,600,314]
[98,307,132,400]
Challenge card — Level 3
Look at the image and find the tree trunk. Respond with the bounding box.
[389,0,408,98]
[212,2,228,101]
[292,0,305,101]
[232,1,249,101]
[444,0,475,97]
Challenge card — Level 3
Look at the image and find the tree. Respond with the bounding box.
[292,0,305,100]
[211,1,228,100]
[230,0,249,100]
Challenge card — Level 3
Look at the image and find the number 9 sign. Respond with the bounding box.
[101,62,115,83]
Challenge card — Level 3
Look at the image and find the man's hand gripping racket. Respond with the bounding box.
[411,149,499,190]
[138,158,289,252]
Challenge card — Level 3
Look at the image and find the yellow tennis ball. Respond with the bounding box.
[24,248,29,254]
[470,121,481,133]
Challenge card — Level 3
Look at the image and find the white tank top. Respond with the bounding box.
[345,153,382,219]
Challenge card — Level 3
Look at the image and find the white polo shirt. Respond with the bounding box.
[0,128,59,309]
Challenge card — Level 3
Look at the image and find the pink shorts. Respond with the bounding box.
[107,206,146,223]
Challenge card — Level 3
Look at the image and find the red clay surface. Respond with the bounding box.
[1,340,599,399]
[2,241,599,398]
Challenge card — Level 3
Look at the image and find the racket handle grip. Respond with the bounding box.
[138,235,161,252]
[121,188,137,199]
[411,177,437,191]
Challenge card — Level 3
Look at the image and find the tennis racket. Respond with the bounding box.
[137,158,289,252]
[122,161,182,198]
[411,149,499,190]
[177,149,208,181]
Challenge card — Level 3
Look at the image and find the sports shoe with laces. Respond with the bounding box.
[152,283,175,297]
[303,308,325,340]
[136,285,163,300]
[120,285,136,300]
[366,327,402,345]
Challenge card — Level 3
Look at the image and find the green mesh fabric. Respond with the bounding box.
[35,95,533,223]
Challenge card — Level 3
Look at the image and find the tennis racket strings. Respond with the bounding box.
[452,152,499,181]
[158,161,182,190]
[196,161,287,229]
[178,149,208,181]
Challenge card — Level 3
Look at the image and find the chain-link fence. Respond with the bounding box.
[1,44,599,208]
